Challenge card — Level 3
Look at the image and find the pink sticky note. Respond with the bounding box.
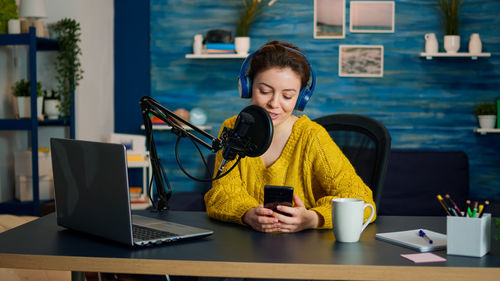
[400,253,447,263]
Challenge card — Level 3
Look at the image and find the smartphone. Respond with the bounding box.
[263,185,294,216]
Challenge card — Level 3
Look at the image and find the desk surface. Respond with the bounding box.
[0,211,499,281]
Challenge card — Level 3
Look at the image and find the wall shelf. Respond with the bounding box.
[473,128,500,135]
[185,53,248,59]
[420,52,491,60]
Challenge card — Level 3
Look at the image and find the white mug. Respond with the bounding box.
[424,33,438,53]
[332,198,375,243]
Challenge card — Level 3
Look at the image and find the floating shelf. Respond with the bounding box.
[473,128,500,135]
[141,124,212,131]
[420,52,491,60]
[185,53,248,59]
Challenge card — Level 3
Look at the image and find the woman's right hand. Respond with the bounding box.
[243,205,280,232]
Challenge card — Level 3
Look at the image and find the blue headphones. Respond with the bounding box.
[238,46,316,111]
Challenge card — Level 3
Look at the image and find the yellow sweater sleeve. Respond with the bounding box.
[204,116,260,224]
[204,115,376,229]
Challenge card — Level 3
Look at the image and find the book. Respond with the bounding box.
[375,229,446,252]
[205,43,235,50]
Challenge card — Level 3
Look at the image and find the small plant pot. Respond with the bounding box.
[16,96,43,119]
[235,36,250,55]
[477,115,496,129]
[44,99,61,120]
[444,35,460,53]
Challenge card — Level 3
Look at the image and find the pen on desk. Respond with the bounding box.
[437,194,452,216]
[478,200,489,218]
[418,229,433,244]
[472,201,478,218]
[445,194,463,217]
[466,200,472,217]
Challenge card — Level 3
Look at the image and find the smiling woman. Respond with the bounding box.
[204,40,376,234]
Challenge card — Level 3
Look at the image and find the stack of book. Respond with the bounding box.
[204,43,236,54]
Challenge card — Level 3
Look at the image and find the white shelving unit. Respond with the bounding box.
[127,157,153,210]
[420,52,491,60]
[473,128,500,135]
[185,53,248,59]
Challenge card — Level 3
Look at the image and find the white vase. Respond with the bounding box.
[478,115,496,129]
[16,96,43,118]
[424,33,438,53]
[44,99,61,119]
[468,33,482,54]
[444,35,460,53]
[235,36,250,55]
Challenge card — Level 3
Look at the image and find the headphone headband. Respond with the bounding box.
[238,45,316,111]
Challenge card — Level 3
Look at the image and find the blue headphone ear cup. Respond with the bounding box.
[295,87,308,111]
[239,75,252,98]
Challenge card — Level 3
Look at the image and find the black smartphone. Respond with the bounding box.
[263,185,294,216]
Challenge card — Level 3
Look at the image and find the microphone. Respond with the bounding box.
[218,105,273,172]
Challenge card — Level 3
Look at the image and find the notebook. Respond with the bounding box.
[50,138,213,246]
[375,229,446,252]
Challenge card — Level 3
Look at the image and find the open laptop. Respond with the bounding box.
[50,138,213,246]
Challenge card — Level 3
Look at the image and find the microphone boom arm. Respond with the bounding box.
[139,96,223,211]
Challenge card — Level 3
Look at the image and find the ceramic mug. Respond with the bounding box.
[332,198,375,243]
[424,33,438,53]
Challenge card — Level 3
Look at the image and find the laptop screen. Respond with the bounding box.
[50,138,134,245]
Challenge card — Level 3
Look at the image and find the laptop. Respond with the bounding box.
[50,138,213,246]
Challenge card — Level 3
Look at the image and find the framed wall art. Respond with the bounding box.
[314,0,345,39]
[339,45,384,77]
[350,1,395,33]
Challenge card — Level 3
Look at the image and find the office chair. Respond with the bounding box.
[314,114,391,210]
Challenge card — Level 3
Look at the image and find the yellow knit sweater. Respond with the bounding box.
[204,115,376,229]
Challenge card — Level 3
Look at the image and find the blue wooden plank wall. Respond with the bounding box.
[149,0,500,200]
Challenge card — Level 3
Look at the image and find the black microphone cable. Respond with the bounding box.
[174,133,241,182]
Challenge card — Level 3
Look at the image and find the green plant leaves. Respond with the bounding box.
[52,18,83,117]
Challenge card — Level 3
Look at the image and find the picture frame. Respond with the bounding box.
[338,45,384,77]
[349,1,395,33]
[314,0,345,39]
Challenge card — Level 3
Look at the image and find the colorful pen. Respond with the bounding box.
[436,194,452,216]
[418,229,433,244]
[466,200,472,217]
[479,200,490,218]
[445,194,463,217]
[471,201,479,218]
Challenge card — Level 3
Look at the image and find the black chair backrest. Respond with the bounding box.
[314,114,391,209]
[379,150,470,216]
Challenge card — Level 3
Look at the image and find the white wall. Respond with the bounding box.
[0,0,114,202]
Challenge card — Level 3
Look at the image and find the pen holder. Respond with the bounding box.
[446,213,491,257]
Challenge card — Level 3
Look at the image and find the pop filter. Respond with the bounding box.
[238,105,273,157]
[218,105,273,172]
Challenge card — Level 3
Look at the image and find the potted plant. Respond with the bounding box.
[0,0,18,34]
[473,102,497,129]
[43,90,61,120]
[234,0,277,55]
[52,18,83,118]
[436,0,463,53]
[12,79,44,119]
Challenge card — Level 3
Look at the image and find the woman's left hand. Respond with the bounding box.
[274,195,320,232]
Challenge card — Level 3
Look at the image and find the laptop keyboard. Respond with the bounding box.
[132,224,177,241]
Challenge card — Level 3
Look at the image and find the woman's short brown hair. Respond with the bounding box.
[247,40,311,89]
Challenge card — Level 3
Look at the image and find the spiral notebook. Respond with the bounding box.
[375,229,447,252]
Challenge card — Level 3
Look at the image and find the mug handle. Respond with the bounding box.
[360,203,375,233]
[425,34,429,40]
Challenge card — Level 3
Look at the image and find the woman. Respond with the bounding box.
[204,40,375,233]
